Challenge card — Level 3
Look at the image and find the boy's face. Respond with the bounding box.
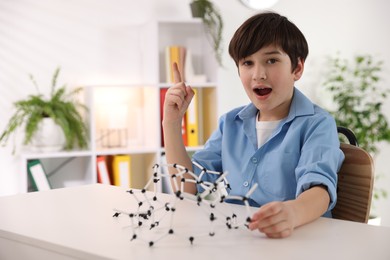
[238,45,304,121]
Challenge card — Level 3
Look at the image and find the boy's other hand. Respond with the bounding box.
[248,201,296,238]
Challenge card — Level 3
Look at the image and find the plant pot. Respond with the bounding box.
[190,2,203,18]
[30,118,66,152]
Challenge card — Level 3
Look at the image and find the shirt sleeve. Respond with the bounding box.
[295,113,345,211]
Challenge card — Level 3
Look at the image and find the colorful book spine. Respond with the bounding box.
[27,159,51,191]
[96,156,111,185]
[186,88,199,147]
[165,45,186,83]
[112,155,132,188]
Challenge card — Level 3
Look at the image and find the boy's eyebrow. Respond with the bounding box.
[263,50,283,55]
[240,50,283,60]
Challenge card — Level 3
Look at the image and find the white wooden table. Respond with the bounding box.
[1,184,389,260]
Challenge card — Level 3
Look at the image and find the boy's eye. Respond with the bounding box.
[241,60,253,66]
[267,58,277,64]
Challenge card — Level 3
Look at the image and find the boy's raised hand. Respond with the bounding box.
[163,62,194,125]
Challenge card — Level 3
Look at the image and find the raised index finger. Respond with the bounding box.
[172,62,182,84]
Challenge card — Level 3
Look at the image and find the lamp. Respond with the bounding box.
[95,86,144,149]
[100,103,129,148]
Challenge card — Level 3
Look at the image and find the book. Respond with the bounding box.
[27,159,51,191]
[186,88,199,146]
[165,45,186,83]
[160,88,188,147]
[112,155,131,188]
[96,156,111,185]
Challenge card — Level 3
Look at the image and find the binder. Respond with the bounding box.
[27,159,51,191]
[112,155,131,188]
[186,88,199,146]
[181,116,188,146]
[96,156,111,185]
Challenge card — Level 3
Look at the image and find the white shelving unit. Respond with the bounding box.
[20,19,219,193]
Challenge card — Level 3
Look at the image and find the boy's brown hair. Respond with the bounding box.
[228,12,308,72]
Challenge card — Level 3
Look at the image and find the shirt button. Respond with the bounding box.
[251,157,258,164]
[243,181,249,187]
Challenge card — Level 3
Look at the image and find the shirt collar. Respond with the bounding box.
[285,88,315,122]
[235,87,315,122]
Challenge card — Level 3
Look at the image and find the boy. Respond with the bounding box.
[162,12,344,238]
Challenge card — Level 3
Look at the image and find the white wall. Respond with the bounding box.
[1,0,389,225]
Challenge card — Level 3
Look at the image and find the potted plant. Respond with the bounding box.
[0,67,88,153]
[322,54,389,214]
[190,0,224,66]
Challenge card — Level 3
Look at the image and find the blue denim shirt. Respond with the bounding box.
[192,88,344,215]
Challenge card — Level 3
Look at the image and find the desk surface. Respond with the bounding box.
[1,184,390,260]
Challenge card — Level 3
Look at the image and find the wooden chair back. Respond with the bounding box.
[332,142,375,223]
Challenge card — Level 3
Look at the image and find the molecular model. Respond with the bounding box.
[112,161,258,247]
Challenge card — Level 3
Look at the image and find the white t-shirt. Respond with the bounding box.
[256,116,282,148]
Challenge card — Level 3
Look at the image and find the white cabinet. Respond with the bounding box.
[20,19,218,193]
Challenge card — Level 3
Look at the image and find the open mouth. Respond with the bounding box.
[253,87,272,96]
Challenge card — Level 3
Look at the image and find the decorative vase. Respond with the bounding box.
[30,117,66,152]
[190,2,203,18]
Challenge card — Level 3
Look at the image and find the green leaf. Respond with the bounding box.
[323,53,390,156]
[0,67,89,153]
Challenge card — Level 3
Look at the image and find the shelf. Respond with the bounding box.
[95,147,159,156]
[20,19,218,194]
[21,150,92,160]
[158,82,218,88]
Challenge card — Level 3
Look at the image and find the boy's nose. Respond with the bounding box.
[253,66,267,81]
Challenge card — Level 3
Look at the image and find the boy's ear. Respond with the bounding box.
[293,58,304,81]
